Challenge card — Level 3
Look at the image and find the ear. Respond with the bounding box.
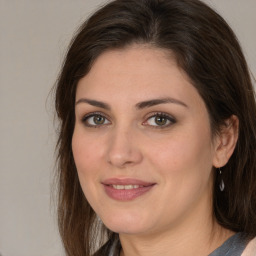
[212,115,239,168]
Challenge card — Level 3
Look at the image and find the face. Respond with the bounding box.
[72,45,218,236]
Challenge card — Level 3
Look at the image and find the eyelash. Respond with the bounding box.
[81,112,110,128]
[143,112,176,129]
[81,112,176,128]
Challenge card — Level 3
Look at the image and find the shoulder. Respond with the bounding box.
[242,237,256,256]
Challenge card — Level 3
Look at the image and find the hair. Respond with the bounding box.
[54,0,256,255]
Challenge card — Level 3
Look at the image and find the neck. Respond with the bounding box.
[119,221,234,256]
[119,196,234,256]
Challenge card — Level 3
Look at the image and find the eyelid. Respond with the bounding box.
[81,111,111,127]
[142,112,176,128]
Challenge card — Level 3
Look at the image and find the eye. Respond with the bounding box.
[82,113,111,127]
[143,113,176,128]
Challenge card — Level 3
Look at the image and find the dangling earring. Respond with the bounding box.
[219,168,225,192]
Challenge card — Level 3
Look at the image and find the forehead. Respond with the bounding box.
[76,45,195,100]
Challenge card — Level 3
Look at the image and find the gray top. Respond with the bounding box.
[208,233,247,256]
[109,233,248,256]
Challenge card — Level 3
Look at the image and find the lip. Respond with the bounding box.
[102,178,156,201]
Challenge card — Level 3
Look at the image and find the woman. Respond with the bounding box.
[54,0,256,255]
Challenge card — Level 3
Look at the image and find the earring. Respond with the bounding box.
[219,168,225,192]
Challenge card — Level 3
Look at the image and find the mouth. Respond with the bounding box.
[102,178,156,201]
[111,184,143,189]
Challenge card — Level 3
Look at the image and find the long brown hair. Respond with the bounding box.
[54,0,256,255]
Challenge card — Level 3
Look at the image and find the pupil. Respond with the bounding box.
[94,115,104,124]
[155,116,167,126]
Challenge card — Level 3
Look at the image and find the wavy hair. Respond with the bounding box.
[54,0,256,255]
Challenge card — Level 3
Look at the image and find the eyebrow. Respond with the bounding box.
[135,97,188,109]
[75,97,188,110]
[75,98,111,110]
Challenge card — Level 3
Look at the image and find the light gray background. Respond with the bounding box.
[0,1,255,255]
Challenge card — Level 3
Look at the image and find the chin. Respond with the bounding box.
[100,210,151,235]
[106,223,149,235]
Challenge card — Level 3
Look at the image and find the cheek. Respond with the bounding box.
[72,130,105,208]
[72,128,104,172]
[71,128,105,196]
[147,125,214,183]
[146,128,214,217]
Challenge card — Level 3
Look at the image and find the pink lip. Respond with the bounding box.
[102,178,156,201]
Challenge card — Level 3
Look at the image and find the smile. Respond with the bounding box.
[111,184,142,189]
[102,178,156,201]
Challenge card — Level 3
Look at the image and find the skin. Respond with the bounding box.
[72,45,238,256]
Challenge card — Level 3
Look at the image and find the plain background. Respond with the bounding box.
[0,0,255,255]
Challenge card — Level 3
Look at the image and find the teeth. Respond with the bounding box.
[112,185,140,190]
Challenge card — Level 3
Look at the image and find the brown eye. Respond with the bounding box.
[144,113,176,128]
[93,115,105,125]
[83,113,110,127]
[155,116,168,126]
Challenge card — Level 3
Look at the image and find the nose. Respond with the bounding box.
[106,126,143,168]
